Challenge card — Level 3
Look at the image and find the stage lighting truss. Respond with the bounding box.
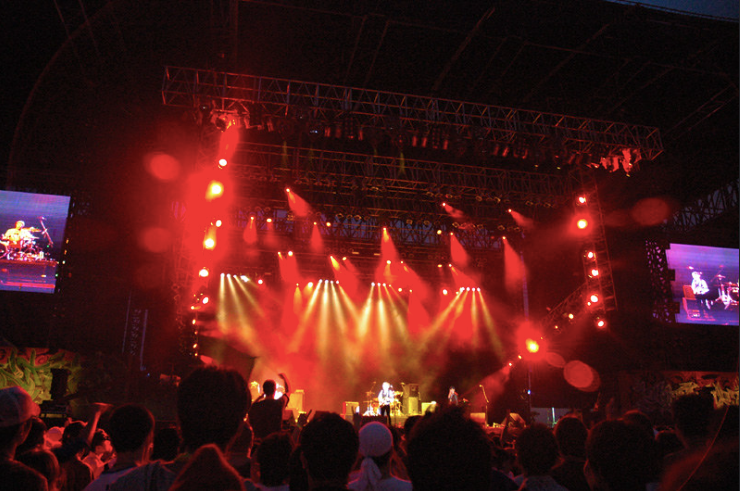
[162,67,663,163]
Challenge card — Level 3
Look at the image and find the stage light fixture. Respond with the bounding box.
[288,251,294,257]
[526,339,540,353]
[286,188,291,193]
[258,279,264,285]
[199,267,209,278]
[596,318,607,329]
[204,237,215,250]
[590,268,600,277]
[442,289,448,295]
[590,293,599,303]
[267,218,273,223]
[577,195,587,205]
[577,218,589,229]
[218,158,228,168]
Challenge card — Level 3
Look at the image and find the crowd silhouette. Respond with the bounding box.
[1,368,737,491]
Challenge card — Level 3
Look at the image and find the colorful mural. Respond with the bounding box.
[0,347,129,411]
[619,370,739,425]
[0,347,83,403]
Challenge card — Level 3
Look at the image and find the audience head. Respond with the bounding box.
[108,403,155,455]
[406,407,491,491]
[16,449,60,489]
[62,421,85,445]
[554,415,588,459]
[671,393,714,445]
[169,443,245,491]
[263,379,277,397]
[515,423,560,476]
[585,419,655,491]
[299,412,358,486]
[358,421,394,478]
[288,445,309,491]
[151,426,181,461]
[0,386,41,452]
[254,431,293,487]
[16,417,47,456]
[622,409,654,440]
[228,421,254,455]
[177,366,251,452]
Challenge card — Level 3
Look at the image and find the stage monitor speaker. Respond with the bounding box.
[343,401,359,417]
[406,396,420,415]
[421,402,438,414]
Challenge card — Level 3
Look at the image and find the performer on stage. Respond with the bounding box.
[691,271,714,316]
[2,220,39,245]
[448,386,459,406]
[378,382,394,423]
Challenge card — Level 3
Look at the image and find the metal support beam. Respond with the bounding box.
[668,179,739,233]
[162,67,663,161]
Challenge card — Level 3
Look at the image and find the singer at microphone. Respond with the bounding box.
[448,386,459,406]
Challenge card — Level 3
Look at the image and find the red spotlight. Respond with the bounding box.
[326,221,332,227]
[218,158,228,168]
[257,279,264,285]
[204,237,215,250]
[288,251,294,257]
[442,289,448,295]
[437,229,443,235]
[525,338,540,354]
[590,268,600,277]
[576,195,587,205]
[596,318,607,329]
[285,188,291,193]
[199,267,209,278]
[207,180,224,200]
[585,251,595,259]
[267,218,273,223]
[577,218,589,229]
[589,293,600,303]
[442,202,446,207]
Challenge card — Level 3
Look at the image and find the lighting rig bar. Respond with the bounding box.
[162,66,663,162]
[230,142,574,220]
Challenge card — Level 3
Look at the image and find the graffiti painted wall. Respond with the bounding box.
[619,370,739,425]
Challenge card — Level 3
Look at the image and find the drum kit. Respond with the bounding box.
[714,274,739,309]
[0,222,47,261]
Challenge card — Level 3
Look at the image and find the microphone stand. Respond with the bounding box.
[480,385,490,426]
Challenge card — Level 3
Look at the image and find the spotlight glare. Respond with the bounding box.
[257,279,264,285]
[204,237,215,250]
[215,220,222,227]
[387,260,391,264]
[288,251,294,257]
[437,229,442,235]
[326,221,332,227]
[267,218,273,223]
[590,293,599,303]
[308,282,314,288]
[286,188,291,193]
[437,264,443,268]
[577,195,587,205]
[591,268,600,277]
[442,289,448,295]
[198,267,209,278]
[202,296,209,305]
[526,338,540,353]
[596,318,607,329]
[218,158,228,168]
[577,218,589,229]
[342,256,347,261]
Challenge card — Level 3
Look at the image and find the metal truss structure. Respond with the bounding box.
[667,179,739,233]
[646,239,677,325]
[229,142,575,221]
[162,66,663,162]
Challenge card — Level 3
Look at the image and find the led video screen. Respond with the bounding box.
[666,243,739,326]
[0,190,71,293]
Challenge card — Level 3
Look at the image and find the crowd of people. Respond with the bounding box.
[1,366,737,491]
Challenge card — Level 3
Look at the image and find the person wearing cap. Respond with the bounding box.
[348,422,411,491]
[0,385,50,490]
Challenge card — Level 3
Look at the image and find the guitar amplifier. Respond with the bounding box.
[343,401,359,417]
